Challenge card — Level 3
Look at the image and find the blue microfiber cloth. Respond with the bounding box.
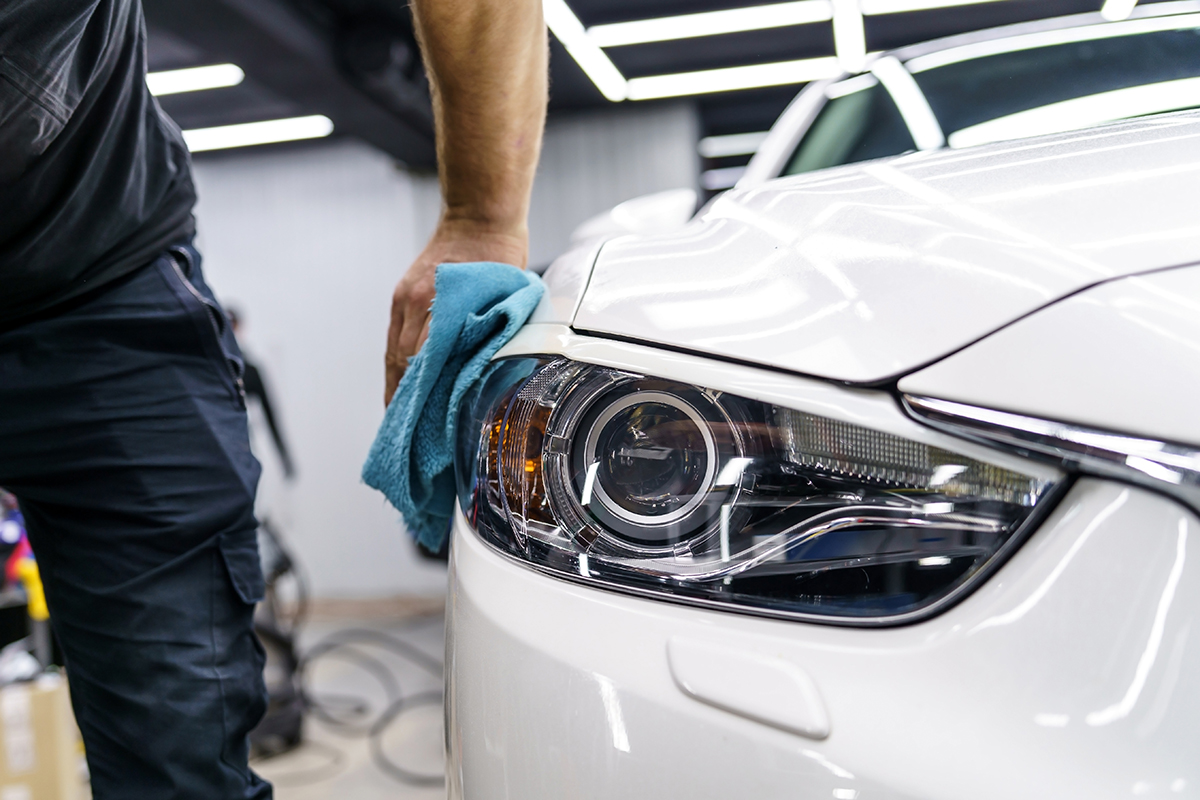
[363,262,544,551]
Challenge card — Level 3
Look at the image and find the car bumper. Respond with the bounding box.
[447,472,1199,800]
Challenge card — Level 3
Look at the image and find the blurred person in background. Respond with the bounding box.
[0,0,546,798]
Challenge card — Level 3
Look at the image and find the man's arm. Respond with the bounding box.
[385,0,548,404]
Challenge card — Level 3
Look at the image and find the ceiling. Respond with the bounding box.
[145,0,1168,168]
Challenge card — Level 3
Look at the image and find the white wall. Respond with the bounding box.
[528,101,699,267]
[194,141,448,599]
[191,101,698,598]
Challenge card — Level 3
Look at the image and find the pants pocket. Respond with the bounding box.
[219,528,266,605]
[158,250,246,407]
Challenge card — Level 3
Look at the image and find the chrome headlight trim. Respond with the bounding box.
[903,395,1200,515]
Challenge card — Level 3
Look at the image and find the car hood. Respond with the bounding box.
[571,112,1200,384]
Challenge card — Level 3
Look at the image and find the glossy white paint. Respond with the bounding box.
[459,15,1200,793]
[527,239,605,325]
[568,188,698,247]
[447,478,1200,799]
[900,265,1200,448]
[574,113,1200,383]
[667,637,831,739]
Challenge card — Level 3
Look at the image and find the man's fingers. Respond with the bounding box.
[384,267,435,406]
[416,315,432,353]
[384,293,407,406]
[384,354,406,406]
[396,292,433,366]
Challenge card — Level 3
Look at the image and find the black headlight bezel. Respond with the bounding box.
[456,356,1071,628]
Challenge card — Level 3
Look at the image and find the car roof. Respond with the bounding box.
[740,1,1200,189]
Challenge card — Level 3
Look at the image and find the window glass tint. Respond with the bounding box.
[913,27,1200,136]
[784,84,916,176]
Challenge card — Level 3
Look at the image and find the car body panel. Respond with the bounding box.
[573,114,1200,383]
[900,264,1200,448]
[447,478,1200,800]
[528,238,605,325]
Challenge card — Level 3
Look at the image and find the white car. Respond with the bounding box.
[444,13,1200,800]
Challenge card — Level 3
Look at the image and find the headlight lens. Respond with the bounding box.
[457,358,1062,624]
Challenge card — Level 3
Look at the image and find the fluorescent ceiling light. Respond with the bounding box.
[831,0,867,72]
[543,0,628,101]
[182,115,334,152]
[825,72,879,97]
[861,0,1013,13]
[906,14,1200,73]
[626,56,841,101]
[587,1,832,48]
[702,166,747,191]
[699,131,770,158]
[146,63,244,96]
[1101,0,1140,21]
[947,77,1200,149]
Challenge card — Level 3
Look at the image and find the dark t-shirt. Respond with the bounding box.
[0,0,195,328]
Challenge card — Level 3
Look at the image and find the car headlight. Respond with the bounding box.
[456,358,1063,624]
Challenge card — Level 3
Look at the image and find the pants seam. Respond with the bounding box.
[211,550,234,788]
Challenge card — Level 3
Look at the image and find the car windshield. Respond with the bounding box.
[786,81,916,175]
[783,19,1200,177]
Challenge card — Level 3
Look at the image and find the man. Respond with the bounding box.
[0,0,546,796]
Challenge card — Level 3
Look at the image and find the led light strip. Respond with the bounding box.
[698,131,771,158]
[182,115,334,152]
[702,166,748,190]
[832,0,868,72]
[551,0,1126,102]
[146,63,244,96]
[904,395,1200,514]
[588,1,834,47]
[862,0,1019,12]
[1101,0,1141,21]
[543,0,628,101]
[626,57,842,101]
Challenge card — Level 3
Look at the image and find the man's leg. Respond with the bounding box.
[0,246,272,799]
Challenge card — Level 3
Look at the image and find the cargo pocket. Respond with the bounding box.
[219,529,266,605]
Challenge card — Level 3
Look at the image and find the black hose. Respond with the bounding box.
[298,630,446,787]
[258,521,446,788]
[368,690,446,787]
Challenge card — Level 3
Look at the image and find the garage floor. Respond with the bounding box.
[251,614,447,799]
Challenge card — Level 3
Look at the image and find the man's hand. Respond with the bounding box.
[385,221,528,404]
[385,0,547,406]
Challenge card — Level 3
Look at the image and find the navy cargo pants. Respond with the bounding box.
[0,244,272,799]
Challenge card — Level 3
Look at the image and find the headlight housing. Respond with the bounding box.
[456,358,1062,625]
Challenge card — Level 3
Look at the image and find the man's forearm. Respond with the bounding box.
[385,0,548,403]
[412,0,548,260]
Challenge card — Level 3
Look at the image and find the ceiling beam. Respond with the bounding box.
[143,0,436,167]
